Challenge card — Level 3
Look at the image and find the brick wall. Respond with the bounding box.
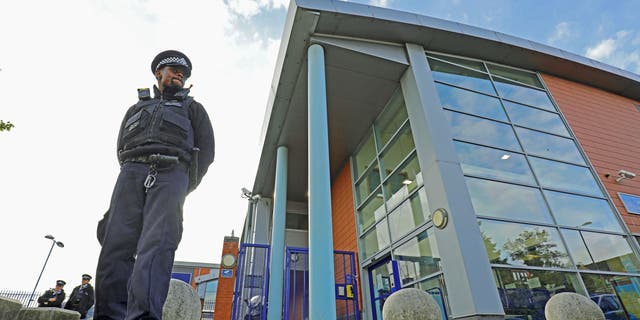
[542,74,640,232]
[213,236,239,320]
[330,162,363,313]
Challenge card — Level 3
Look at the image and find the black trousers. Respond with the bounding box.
[95,162,188,320]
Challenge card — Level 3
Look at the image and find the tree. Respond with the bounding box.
[503,228,568,268]
[0,120,14,132]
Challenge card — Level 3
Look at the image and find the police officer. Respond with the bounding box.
[95,50,215,320]
[64,274,95,318]
[37,280,66,308]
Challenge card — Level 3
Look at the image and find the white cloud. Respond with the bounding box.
[548,22,572,45]
[226,0,288,19]
[585,30,640,73]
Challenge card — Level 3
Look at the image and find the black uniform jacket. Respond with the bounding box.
[37,289,65,308]
[64,284,95,316]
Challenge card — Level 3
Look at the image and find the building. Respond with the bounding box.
[171,261,220,318]
[233,1,640,319]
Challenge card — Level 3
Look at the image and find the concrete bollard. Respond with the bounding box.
[162,279,202,320]
[545,292,605,320]
[0,296,23,320]
[382,288,441,320]
[16,307,80,320]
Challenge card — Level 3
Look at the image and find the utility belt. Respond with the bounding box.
[124,154,185,168]
[123,151,198,193]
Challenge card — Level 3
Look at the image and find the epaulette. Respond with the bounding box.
[137,88,151,101]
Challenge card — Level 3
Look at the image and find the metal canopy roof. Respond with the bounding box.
[251,0,640,203]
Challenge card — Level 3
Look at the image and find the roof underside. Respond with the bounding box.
[251,0,640,203]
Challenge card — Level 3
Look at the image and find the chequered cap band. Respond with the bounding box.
[156,56,190,70]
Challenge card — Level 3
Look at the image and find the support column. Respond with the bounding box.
[307,44,337,320]
[267,146,288,320]
[400,43,505,319]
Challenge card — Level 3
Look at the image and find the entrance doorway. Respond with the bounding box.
[367,258,400,320]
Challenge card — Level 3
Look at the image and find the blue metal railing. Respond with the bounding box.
[231,243,271,320]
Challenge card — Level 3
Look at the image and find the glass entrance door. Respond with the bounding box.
[368,258,400,320]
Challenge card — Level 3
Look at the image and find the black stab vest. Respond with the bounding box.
[119,95,195,161]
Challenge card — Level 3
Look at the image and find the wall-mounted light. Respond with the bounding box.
[501,154,511,160]
[402,179,413,185]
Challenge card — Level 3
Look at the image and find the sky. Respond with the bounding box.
[0,0,638,293]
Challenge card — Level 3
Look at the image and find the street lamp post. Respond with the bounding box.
[28,235,64,306]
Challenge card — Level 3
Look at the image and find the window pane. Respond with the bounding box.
[358,191,385,231]
[503,101,569,136]
[479,219,572,268]
[435,83,507,121]
[515,127,585,165]
[380,124,415,178]
[494,268,583,319]
[446,110,521,151]
[454,141,535,185]
[494,77,555,111]
[581,231,640,273]
[286,212,308,230]
[417,276,449,320]
[428,58,497,95]
[545,191,622,232]
[361,219,390,259]
[487,64,544,89]
[466,177,553,223]
[560,230,593,269]
[582,273,640,319]
[529,157,602,196]
[395,229,441,285]
[375,89,408,149]
[427,53,487,72]
[354,164,381,206]
[354,134,376,180]
[389,188,430,240]
[383,155,423,210]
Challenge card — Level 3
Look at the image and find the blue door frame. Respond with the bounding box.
[367,257,401,320]
[284,247,360,320]
[231,243,271,320]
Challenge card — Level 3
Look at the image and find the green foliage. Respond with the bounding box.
[503,228,568,268]
[0,120,14,132]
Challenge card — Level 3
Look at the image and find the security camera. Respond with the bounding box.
[617,170,636,182]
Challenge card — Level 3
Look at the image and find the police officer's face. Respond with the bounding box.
[156,66,188,90]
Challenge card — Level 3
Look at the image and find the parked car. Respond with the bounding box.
[590,294,628,320]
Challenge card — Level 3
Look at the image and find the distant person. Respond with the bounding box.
[95,50,215,320]
[37,280,66,308]
[64,274,95,318]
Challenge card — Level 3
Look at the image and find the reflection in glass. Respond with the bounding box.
[494,268,583,320]
[427,53,487,72]
[354,164,381,206]
[582,273,640,319]
[515,127,585,165]
[446,111,521,151]
[562,230,640,273]
[417,276,449,320]
[487,64,544,89]
[454,141,535,185]
[493,77,555,111]
[545,191,622,232]
[375,89,408,150]
[503,101,569,136]
[435,83,507,121]
[389,188,430,241]
[358,192,385,231]
[361,219,390,259]
[354,134,376,180]
[428,58,497,95]
[466,177,553,223]
[479,219,571,268]
[383,155,422,210]
[529,157,602,196]
[370,261,395,318]
[380,124,415,178]
[395,229,441,285]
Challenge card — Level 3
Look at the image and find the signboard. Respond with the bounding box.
[619,193,640,214]
[221,269,233,278]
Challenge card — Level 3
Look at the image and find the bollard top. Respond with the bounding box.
[382,288,441,320]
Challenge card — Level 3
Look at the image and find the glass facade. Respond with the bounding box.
[426,52,640,319]
[351,50,640,320]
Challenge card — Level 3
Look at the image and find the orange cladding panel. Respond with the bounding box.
[542,74,640,232]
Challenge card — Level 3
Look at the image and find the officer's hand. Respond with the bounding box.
[49,298,56,302]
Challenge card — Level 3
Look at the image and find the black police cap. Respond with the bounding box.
[56,280,66,286]
[82,274,92,280]
[151,50,192,78]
